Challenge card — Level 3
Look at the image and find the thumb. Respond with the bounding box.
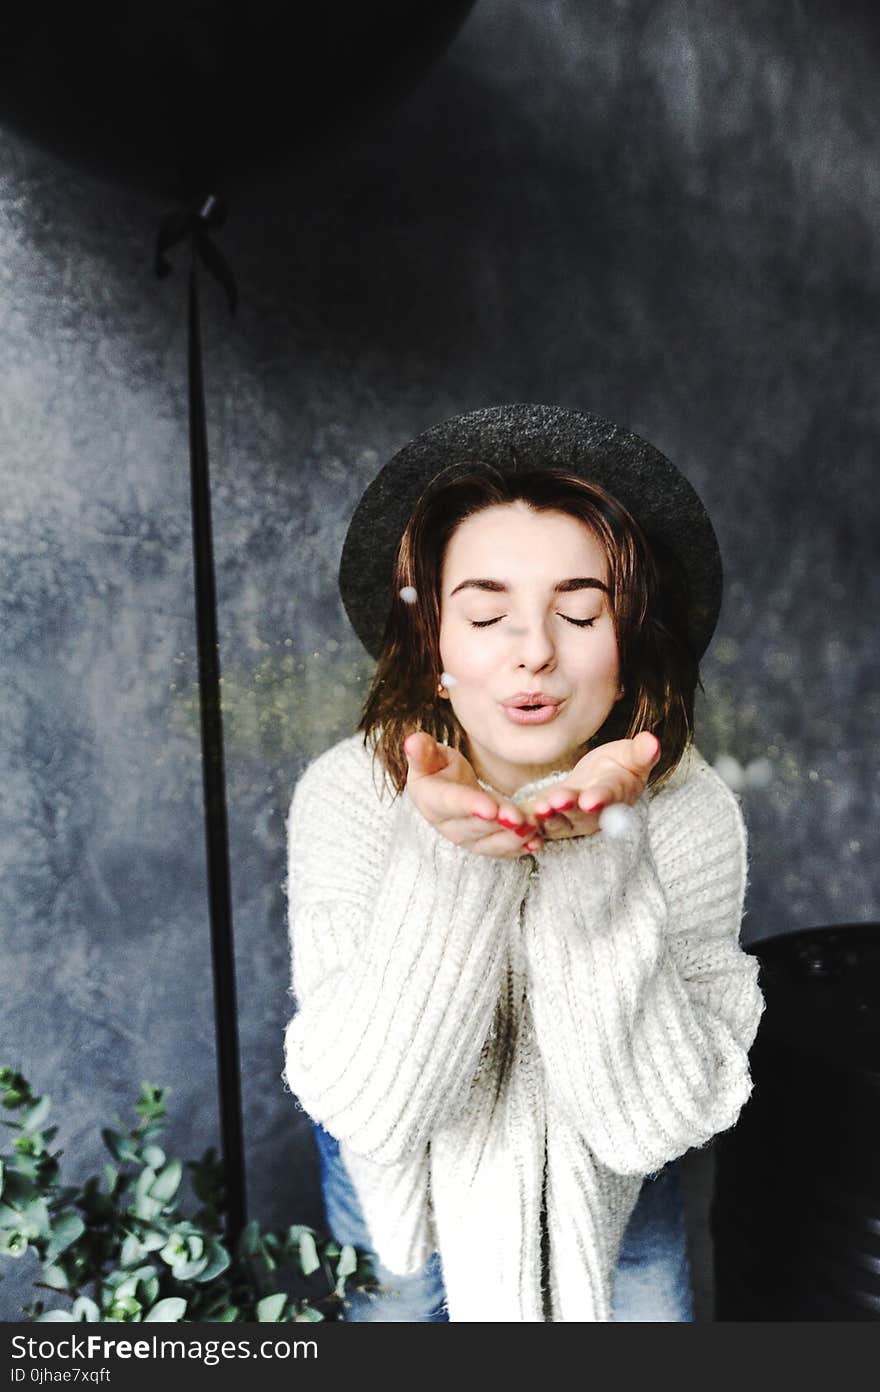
[632,731,661,769]
[404,731,449,778]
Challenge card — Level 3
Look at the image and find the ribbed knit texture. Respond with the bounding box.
[282,735,764,1321]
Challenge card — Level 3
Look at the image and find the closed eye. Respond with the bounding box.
[469,616,597,629]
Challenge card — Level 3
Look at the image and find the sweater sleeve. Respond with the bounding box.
[282,739,532,1166]
[523,752,764,1176]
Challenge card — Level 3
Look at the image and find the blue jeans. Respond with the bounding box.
[312,1122,694,1322]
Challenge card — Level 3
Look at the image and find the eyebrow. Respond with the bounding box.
[449,577,609,597]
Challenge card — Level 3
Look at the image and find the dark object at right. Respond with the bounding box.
[712,923,880,1321]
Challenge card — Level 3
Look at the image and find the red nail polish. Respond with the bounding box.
[583,801,605,815]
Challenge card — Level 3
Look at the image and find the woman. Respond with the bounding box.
[282,404,763,1322]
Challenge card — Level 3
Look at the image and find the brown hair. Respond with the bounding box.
[357,464,701,799]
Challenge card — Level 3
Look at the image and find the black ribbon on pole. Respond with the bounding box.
[155,196,246,1249]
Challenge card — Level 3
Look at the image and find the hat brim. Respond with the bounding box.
[339,403,722,661]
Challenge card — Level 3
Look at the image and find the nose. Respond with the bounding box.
[509,615,557,674]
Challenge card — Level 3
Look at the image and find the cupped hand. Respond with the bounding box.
[404,731,542,858]
[517,732,661,843]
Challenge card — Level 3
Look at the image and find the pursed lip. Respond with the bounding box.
[500,697,564,726]
[501,692,564,708]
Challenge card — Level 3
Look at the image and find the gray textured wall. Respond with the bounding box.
[2,0,878,1318]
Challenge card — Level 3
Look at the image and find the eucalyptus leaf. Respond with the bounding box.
[80,1179,114,1221]
[142,1145,165,1170]
[140,1231,168,1253]
[45,1214,85,1262]
[144,1297,186,1323]
[167,1254,208,1282]
[71,1296,101,1322]
[42,1265,69,1291]
[195,1241,230,1283]
[113,1274,140,1302]
[298,1231,320,1277]
[284,1223,312,1247]
[120,1234,144,1267]
[0,1202,20,1230]
[134,1193,163,1222]
[186,1235,204,1262]
[110,1294,141,1320]
[256,1293,287,1322]
[113,1265,156,1302]
[101,1130,140,1165]
[2,1172,36,1204]
[21,1096,51,1133]
[21,1197,51,1239]
[135,1085,167,1121]
[134,1167,157,1201]
[11,1153,40,1180]
[0,1230,27,1258]
[149,1160,182,1203]
[102,1163,118,1192]
[237,1219,260,1258]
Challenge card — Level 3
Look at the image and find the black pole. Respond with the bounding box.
[185,232,247,1249]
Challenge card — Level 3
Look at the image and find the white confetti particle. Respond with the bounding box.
[598,803,635,839]
[745,757,773,789]
[713,754,746,792]
[399,586,418,604]
[440,671,459,688]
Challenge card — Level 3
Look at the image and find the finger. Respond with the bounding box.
[495,800,539,838]
[459,812,543,851]
[404,731,450,779]
[530,787,578,819]
[429,787,491,829]
[430,781,498,825]
[631,731,661,770]
[469,792,501,822]
[579,757,657,810]
[468,825,540,857]
[599,733,661,781]
[576,785,619,815]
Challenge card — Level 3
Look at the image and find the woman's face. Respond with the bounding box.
[438,502,623,795]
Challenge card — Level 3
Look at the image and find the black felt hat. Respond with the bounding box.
[339,404,722,661]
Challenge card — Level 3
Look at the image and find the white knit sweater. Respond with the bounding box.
[282,733,764,1322]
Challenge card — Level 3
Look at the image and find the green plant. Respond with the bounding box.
[0,1067,379,1322]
